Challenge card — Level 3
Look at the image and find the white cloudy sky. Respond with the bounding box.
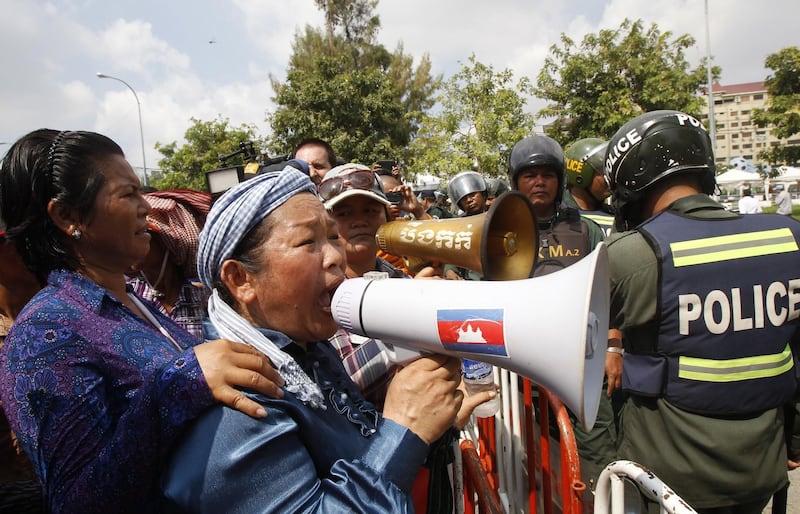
[0,0,795,173]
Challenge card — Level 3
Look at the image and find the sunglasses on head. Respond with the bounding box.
[317,169,381,202]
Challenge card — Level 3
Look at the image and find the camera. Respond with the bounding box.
[385,191,403,205]
[375,160,398,173]
[205,141,294,197]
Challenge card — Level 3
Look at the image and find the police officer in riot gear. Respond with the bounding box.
[563,138,615,236]
[605,109,800,511]
[507,134,615,491]
[447,171,488,216]
[443,171,489,280]
[507,135,604,275]
[484,177,510,208]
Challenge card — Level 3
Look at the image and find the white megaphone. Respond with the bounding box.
[332,243,609,430]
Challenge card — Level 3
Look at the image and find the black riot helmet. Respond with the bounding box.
[507,135,566,207]
[605,110,716,229]
[447,171,487,208]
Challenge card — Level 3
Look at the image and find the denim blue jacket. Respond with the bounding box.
[161,328,428,513]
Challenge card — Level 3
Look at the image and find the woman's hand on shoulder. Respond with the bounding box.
[194,339,285,419]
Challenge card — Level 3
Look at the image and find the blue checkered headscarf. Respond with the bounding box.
[198,166,324,409]
[198,167,317,288]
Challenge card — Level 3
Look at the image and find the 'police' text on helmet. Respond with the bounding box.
[605,110,716,228]
[564,138,607,189]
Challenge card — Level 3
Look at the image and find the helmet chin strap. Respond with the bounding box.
[139,251,170,299]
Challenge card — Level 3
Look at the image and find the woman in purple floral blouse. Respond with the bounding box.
[0,129,283,513]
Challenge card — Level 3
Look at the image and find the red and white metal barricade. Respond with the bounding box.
[593,460,697,514]
[458,368,589,513]
[456,368,696,514]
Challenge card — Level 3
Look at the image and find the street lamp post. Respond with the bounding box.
[704,0,716,151]
[96,72,148,186]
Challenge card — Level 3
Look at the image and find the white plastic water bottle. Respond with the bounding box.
[461,359,500,418]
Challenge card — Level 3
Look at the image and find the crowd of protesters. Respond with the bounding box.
[1,112,799,514]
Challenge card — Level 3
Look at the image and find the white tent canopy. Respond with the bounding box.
[773,166,800,184]
[715,169,762,188]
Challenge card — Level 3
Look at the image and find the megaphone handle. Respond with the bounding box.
[586,312,600,357]
[376,340,426,365]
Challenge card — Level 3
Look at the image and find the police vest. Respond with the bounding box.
[533,208,591,277]
[580,208,615,237]
[624,211,800,416]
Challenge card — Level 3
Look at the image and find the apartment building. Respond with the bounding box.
[699,81,800,167]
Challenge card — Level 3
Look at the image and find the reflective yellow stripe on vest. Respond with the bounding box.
[679,344,794,382]
[670,228,799,267]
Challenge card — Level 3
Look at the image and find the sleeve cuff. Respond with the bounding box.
[361,417,429,492]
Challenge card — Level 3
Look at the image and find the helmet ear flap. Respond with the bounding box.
[701,172,716,196]
[613,187,643,230]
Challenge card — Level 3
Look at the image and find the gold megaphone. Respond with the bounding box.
[376,191,538,280]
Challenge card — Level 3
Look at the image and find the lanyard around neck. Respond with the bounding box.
[127,292,182,351]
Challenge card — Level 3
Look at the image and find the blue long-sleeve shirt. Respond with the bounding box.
[0,270,214,513]
[162,329,429,513]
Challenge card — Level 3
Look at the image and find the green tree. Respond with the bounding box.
[315,0,380,65]
[408,54,536,180]
[267,0,439,167]
[752,46,800,165]
[154,117,262,191]
[536,19,717,145]
[269,53,405,165]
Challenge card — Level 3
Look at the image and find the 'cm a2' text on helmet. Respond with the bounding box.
[605,110,716,227]
[507,135,566,206]
[564,138,608,189]
[447,171,487,207]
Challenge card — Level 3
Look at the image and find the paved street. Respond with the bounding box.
[764,469,800,514]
